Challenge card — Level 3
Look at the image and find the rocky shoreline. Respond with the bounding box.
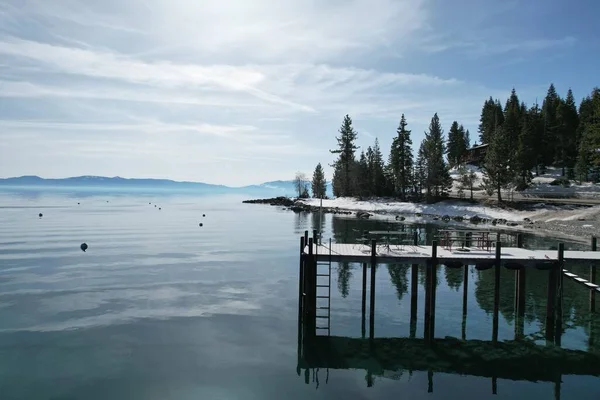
[243,197,598,244]
[242,197,353,215]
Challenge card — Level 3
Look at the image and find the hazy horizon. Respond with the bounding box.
[1,0,598,185]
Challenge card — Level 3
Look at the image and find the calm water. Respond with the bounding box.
[0,191,599,399]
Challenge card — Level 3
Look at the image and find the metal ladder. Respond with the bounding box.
[315,238,332,335]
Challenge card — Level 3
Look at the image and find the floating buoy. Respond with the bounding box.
[77,202,80,205]
[38,213,43,218]
[199,223,203,227]
[80,243,88,252]
[106,201,109,203]
[159,208,161,210]
[154,205,157,208]
[203,214,206,217]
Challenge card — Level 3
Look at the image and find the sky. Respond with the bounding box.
[0,0,599,186]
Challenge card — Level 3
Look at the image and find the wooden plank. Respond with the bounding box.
[305,244,600,264]
[584,282,599,289]
[564,272,577,278]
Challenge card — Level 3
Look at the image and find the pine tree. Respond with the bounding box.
[575,88,600,181]
[422,113,452,199]
[355,151,370,197]
[371,138,387,196]
[311,163,327,198]
[482,125,514,202]
[514,108,537,189]
[555,88,579,176]
[389,114,414,200]
[330,114,359,197]
[478,97,504,144]
[464,128,471,149]
[541,83,560,167]
[503,88,523,153]
[447,121,467,167]
[414,143,427,200]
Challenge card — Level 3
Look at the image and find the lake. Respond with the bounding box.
[0,190,599,399]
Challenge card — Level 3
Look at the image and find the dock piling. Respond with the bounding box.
[462,263,468,340]
[555,243,565,345]
[369,239,377,340]
[591,237,597,313]
[546,244,558,343]
[429,241,438,343]
[410,232,419,339]
[493,241,501,344]
[306,238,316,338]
[362,262,367,339]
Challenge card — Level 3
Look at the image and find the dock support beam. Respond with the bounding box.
[410,232,418,339]
[591,237,597,313]
[555,243,564,346]
[305,238,316,338]
[369,239,377,341]
[493,242,501,344]
[361,263,367,339]
[545,244,559,343]
[515,234,526,339]
[425,241,438,343]
[462,264,468,340]
[298,236,305,325]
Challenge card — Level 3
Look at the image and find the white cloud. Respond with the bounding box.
[0,0,585,185]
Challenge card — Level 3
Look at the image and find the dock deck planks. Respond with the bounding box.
[304,243,600,266]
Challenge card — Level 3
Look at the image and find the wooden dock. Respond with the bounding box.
[304,243,600,268]
[296,231,599,395]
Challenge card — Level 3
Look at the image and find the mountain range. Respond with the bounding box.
[0,175,333,197]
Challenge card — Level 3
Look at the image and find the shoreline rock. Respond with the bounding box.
[242,197,353,215]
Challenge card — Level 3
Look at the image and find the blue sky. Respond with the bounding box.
[0,0,598,186]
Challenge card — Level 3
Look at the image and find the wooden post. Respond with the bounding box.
[462,264,468,340]
[306,238,316,337]
[362,262,367,339]
[369,239,377,340]
[515,233,525,339]
[410,232,419,339]
[492,376,498,395]
[424,250,432,342]
[298,236,305,324]
[546,245,558,343]
[555,243,564,346]
[493,241,501,343]
[591,237,597,313]
[304,230,309,249]
[312,229,317,246]
[429,241,438,343]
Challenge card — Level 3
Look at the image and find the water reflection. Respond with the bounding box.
[297,214,600,395]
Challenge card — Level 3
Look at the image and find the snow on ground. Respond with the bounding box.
[302,197,532,221]
[301,197,600,223]
[449,165,484,193]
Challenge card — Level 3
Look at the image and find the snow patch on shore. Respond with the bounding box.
[301,198,531,221]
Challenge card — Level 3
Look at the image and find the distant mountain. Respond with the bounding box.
[0,175,333,197]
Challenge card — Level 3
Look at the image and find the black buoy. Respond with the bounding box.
[154,205,157,208]
[77,202,80,205]
[199,223,203,227]
[80,243,88,252]
[38,213,43,218]
[159,207,161,210]
[203,214,206,217]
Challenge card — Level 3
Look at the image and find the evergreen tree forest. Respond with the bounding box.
[314,85,600,202]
